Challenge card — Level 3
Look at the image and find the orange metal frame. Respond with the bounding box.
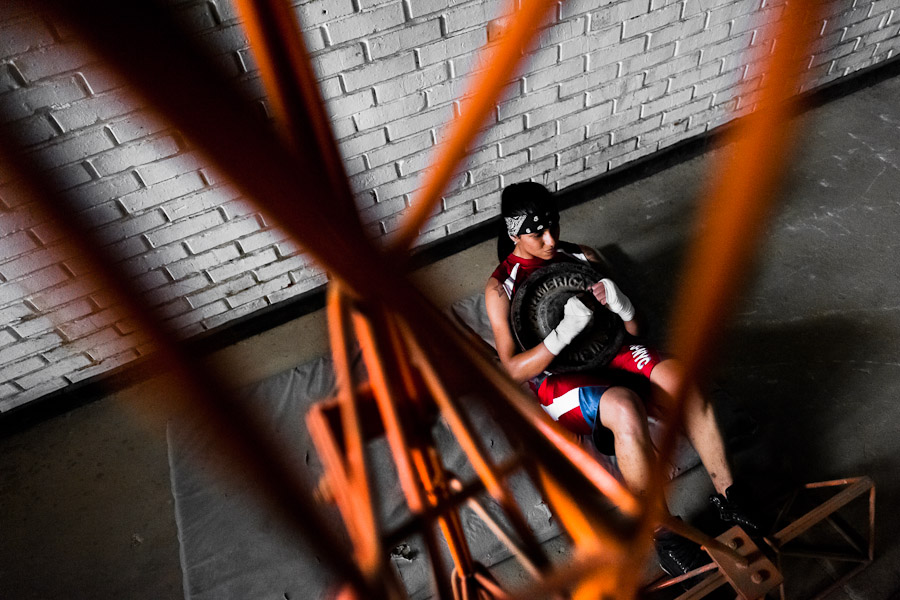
[6,0,874,598]
[644,477,876,600]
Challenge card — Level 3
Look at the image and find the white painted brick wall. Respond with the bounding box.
[2,0,899,411]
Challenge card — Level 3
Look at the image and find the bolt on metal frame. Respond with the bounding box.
[4,0,876,598]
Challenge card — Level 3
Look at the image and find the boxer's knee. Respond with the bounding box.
[599,387,648,443]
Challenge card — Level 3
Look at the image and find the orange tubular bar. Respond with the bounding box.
[235,0,365,231]
[648,0,822,538]
[326,286,384,577]
[671,0,818,378]
[391,0,560,252]
[402,325,551,572]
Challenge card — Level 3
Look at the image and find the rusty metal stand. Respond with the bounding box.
[306,287,558,600]
[769,477,875,600]
[644,476,875,600]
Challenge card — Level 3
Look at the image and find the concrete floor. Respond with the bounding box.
[2,70,899,599]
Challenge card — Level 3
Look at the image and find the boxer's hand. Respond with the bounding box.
[595,278,635,322]
[544,296,592,355]
[591,280,607,305]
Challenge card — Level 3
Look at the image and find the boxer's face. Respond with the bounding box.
[514,223,559,260]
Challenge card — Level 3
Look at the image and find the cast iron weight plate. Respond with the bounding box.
[510,262,625,373]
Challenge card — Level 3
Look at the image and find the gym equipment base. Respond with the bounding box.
[645,476,875,600]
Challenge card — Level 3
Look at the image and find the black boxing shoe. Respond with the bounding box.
[654,525,711,578]
[709,483,764,538]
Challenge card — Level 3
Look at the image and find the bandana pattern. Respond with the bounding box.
[504,215,526,238]
[506,210,558,237]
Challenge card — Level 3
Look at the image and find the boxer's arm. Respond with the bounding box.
[485,276,556,383]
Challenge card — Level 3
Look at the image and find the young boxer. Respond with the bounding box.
[485,182,761,577]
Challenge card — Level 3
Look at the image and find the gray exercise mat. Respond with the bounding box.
[168,355,568,600]
[168,357,342,600]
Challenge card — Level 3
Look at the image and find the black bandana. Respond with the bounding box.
[505,209,559,238]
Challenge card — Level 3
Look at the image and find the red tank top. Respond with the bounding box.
[490,241,587,300]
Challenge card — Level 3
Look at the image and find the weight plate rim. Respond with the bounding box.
[509,261,625,373]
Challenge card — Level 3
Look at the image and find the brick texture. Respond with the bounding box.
[1,0,898,410]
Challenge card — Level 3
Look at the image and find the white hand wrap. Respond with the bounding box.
[543,296,593,356]
[600,278,635,322]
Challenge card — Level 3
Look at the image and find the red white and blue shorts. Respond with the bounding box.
[533,341,663,453]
